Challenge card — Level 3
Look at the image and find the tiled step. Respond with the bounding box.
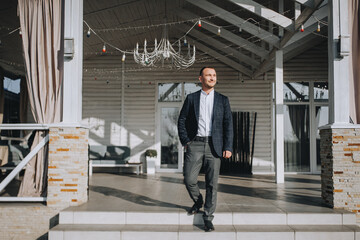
[49,224,360,240]
[58,211,357,226]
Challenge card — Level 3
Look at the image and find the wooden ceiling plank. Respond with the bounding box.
[174,9,269,59]
[187,37,253,77]
[290,0,315,8]
[227,0,294,31]
[252,0,325,78]
[181,27,260,68]
[186,0,280,47]
[285,5,327,47]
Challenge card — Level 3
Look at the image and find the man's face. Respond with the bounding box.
[199,68,217,90]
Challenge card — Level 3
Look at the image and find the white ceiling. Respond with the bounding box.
[0,0,327,78]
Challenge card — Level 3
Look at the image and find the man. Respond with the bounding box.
[178,67,233,232]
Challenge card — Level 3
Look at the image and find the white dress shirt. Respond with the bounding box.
[197,89,214,137]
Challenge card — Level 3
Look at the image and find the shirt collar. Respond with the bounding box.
[201,89,214,96]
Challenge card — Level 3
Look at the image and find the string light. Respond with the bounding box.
[102,44,106,53]
[19,30,22,37]
[85,2,295,33]
[87,29,91,38]
[122,53,126,62]
[82,8,328,63]
[317,22,321,32]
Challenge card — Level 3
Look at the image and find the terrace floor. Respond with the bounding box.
[66,172,339,215]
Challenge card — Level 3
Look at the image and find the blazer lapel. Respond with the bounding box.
[212,91,220,125]
[194,90,201,123]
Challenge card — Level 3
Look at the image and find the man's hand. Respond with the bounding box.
[223,150,232,159]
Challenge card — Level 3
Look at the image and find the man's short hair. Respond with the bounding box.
[199,67,215,76]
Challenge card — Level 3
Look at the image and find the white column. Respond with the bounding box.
[309,82,317,173]
[275,50,284,183]
[295,2,301,20]
[328,0,350,124]
[62,0,83,123]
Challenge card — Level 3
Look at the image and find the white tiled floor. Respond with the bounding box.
[69,173,334,215]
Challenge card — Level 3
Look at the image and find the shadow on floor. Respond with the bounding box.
[121,174,326,208]
[90,185,189,211]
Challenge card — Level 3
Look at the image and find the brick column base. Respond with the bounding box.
[47,126,89,208]
[320,127,360,222]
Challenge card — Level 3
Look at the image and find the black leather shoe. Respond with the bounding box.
[187,195,203,215]
[204,220,215,232]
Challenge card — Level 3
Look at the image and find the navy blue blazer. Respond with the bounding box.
[177,90,233,158]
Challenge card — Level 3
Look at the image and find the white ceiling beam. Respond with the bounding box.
[252,0,325,77]
[185,0,281,47]
[294,0,325,29]
[260,34,324,73]
[285,5,327,47]
[227,0,294,32]
[178,27,260,68]
[174,9,269,58]
[284,34,324,59]
[186,37,253,77]
[290,0,315,8]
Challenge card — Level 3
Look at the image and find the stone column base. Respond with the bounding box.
[47,126,89,208]
[320,127,360,221]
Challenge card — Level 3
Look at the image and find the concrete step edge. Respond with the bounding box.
[58,211,357,225]
[48,224,360,240]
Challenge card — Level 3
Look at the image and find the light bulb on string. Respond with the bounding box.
[217,27,221,36]
[239,27,242,32]
[300,24,304,32]
[87,28,91,38]
[198,20,202,27]
[122,53,126,62]
[317,22,321,32]
[184,37,187,46]
[19,30,22,37]
[102,44,106,53]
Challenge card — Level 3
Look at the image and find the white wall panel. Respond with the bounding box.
[82,43,327,172]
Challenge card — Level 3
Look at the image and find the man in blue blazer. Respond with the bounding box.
[178,67,233,232]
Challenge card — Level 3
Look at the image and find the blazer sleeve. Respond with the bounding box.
[223,96,234,152]
[178,95,191,146]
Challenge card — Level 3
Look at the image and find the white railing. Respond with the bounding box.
[0,124,49,202]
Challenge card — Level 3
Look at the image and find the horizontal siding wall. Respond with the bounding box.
[82,43,328,173]
[216,78,272,172]
[82,58,272,172]
[268,43,328,82]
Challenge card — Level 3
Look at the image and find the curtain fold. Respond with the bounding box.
[349,0,360,123]
[17,0,63,197]
[286,105,310,172]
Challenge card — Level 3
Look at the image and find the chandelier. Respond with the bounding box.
[133,23,196,69]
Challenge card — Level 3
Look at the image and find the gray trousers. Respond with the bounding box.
[183,140,221,221]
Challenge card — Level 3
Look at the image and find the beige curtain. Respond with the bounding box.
[17,0,63,197]
[349,0,360,123]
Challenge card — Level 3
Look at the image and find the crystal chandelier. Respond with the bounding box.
[133,23,196,69]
